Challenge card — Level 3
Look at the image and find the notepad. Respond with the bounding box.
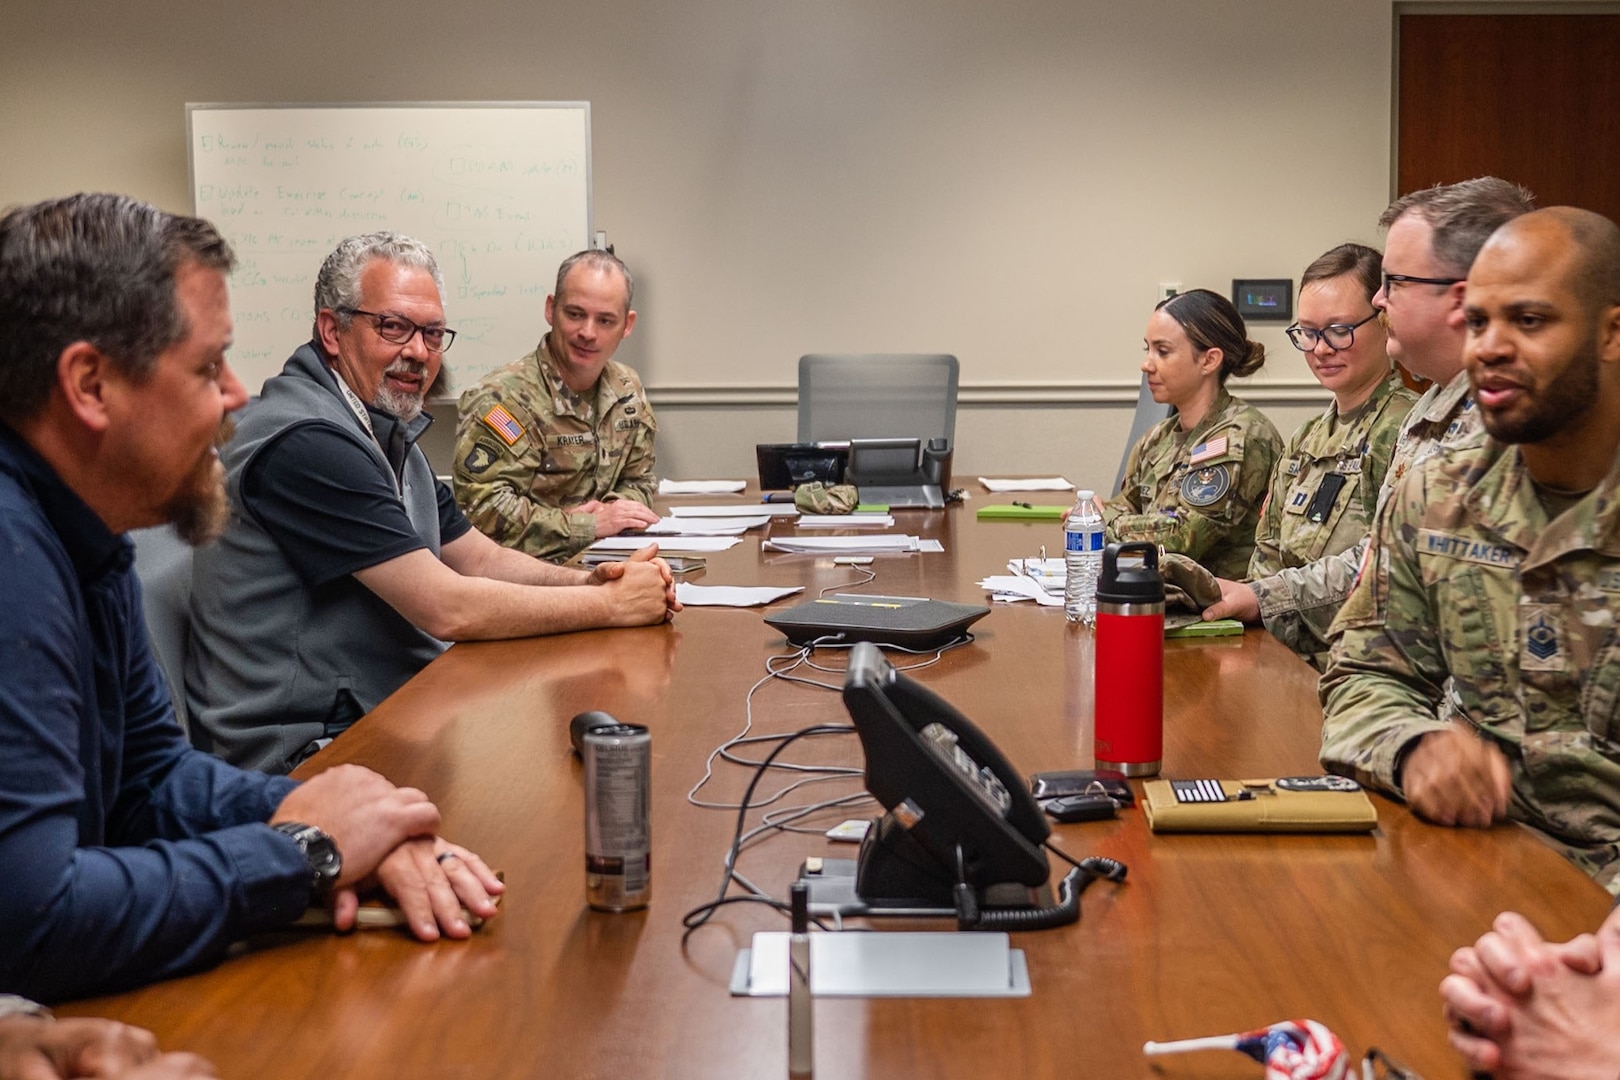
[732,932,1030,998]
[976,504,1067,521]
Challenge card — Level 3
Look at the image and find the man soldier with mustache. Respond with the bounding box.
[188,232,679,775]
[1321,206,1620,894]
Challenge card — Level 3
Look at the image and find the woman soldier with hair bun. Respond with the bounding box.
[1101,288,1283,580]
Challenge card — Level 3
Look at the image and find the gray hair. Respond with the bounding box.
[312,231,444,337]
[0,192,234,425]
[1379,177,1536,278]
[554,249,634,311]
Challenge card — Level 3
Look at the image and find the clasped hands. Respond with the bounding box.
[1441,907,1620,1080]
[269,764,505,941]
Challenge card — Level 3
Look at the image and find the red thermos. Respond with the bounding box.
[1093,542,1164,776]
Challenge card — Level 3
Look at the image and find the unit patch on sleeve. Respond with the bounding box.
[1180,464,1231,507]
[463,443,500,474]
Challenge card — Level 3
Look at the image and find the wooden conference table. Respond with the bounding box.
[65,494,1611,1079]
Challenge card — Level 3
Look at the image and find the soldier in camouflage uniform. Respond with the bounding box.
[1320,207,1620,893]
[1205,178,1536,660]
[1104,288,1282,581]
[1247,244,1418,667]
[454,250,659,561]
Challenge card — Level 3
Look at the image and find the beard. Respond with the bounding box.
[372,358,430,422]
[1478,345,1600,446]
[165,417,234,547]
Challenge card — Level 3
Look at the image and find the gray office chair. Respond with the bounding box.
[797,354,958,445]
[1112,373,1174,496]
[130,525,195,737]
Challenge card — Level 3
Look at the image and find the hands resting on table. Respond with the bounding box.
[270,763,506,941]
[1442,906,1620,1080]
[0,1012,215,1080]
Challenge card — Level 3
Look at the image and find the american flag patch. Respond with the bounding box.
[482,404,525,446]
[1189,435,1228,464]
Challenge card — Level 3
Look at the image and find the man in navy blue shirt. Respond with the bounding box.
[0,193,503,1003]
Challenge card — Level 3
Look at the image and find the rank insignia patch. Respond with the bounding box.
[1521,607,1565,672]
[1181,463,1231,507]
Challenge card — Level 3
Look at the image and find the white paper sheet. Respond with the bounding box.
[640,516,767,535]
[587,536,742,553]
[674,583,804,607]
[657,479,747,494]
[979,575,1066,607]
[794,514,895,529]
[762,535,921,554]
[670,504,799,518]
[978,477,1074,492]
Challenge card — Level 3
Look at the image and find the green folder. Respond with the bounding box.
[1164,618,1246,639]
[975,504,1067,521]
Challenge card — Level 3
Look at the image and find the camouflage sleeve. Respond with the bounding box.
[1360,388,1417,499]
[452,383,593,562]
[606,396,658,507]
[1100,437,1148,528]
[1246,446,1291,580]
[1317,471,1451,795]
[1107,421,1279,570]
[1252,539,1366,660]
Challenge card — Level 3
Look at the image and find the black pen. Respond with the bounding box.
[763,492,795,504]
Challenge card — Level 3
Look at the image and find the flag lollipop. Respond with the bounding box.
[1144,1019,1348,1080]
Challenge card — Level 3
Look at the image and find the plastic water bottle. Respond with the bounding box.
[1064,489,1104,625]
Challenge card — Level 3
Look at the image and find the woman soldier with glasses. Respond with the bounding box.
[1245,243,1416,667]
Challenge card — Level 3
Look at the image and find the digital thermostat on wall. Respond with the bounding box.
[1232,279,1293,321]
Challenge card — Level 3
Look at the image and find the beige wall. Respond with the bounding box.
[2,0,1408,481]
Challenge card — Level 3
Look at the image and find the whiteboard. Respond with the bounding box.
[188,102,591,397]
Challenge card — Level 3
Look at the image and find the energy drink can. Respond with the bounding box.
[583,722,651,911]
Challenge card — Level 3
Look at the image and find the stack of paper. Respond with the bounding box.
[671,504,799,518]
[762,536,943,555]
[658,479,747,495]
[588,536,743,553]
[674,583,804,608]
[794,513,895,529]
[641,516,769,535]
[979,557,1066,606]
[979,575,1065,607]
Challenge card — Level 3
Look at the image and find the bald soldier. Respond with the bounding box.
[454,250,659,561]
[1320,207,1620,892]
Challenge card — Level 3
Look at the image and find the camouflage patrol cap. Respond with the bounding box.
[1159,551,1224,611]
[793,482,860,515]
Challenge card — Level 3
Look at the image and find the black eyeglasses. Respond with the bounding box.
[339,308,457,353]
[1382,271,1463,293]
[1285,311,1379,351]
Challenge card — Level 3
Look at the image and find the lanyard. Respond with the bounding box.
[332,372,402,497]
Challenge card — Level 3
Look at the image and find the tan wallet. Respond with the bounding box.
[1142,778,1379,833]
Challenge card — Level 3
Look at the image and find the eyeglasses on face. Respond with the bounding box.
[1285,311,1379,351]
[1381,271,1464,294]
[339,307,457,353]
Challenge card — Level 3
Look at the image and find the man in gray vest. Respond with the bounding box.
[187,232,678,775]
